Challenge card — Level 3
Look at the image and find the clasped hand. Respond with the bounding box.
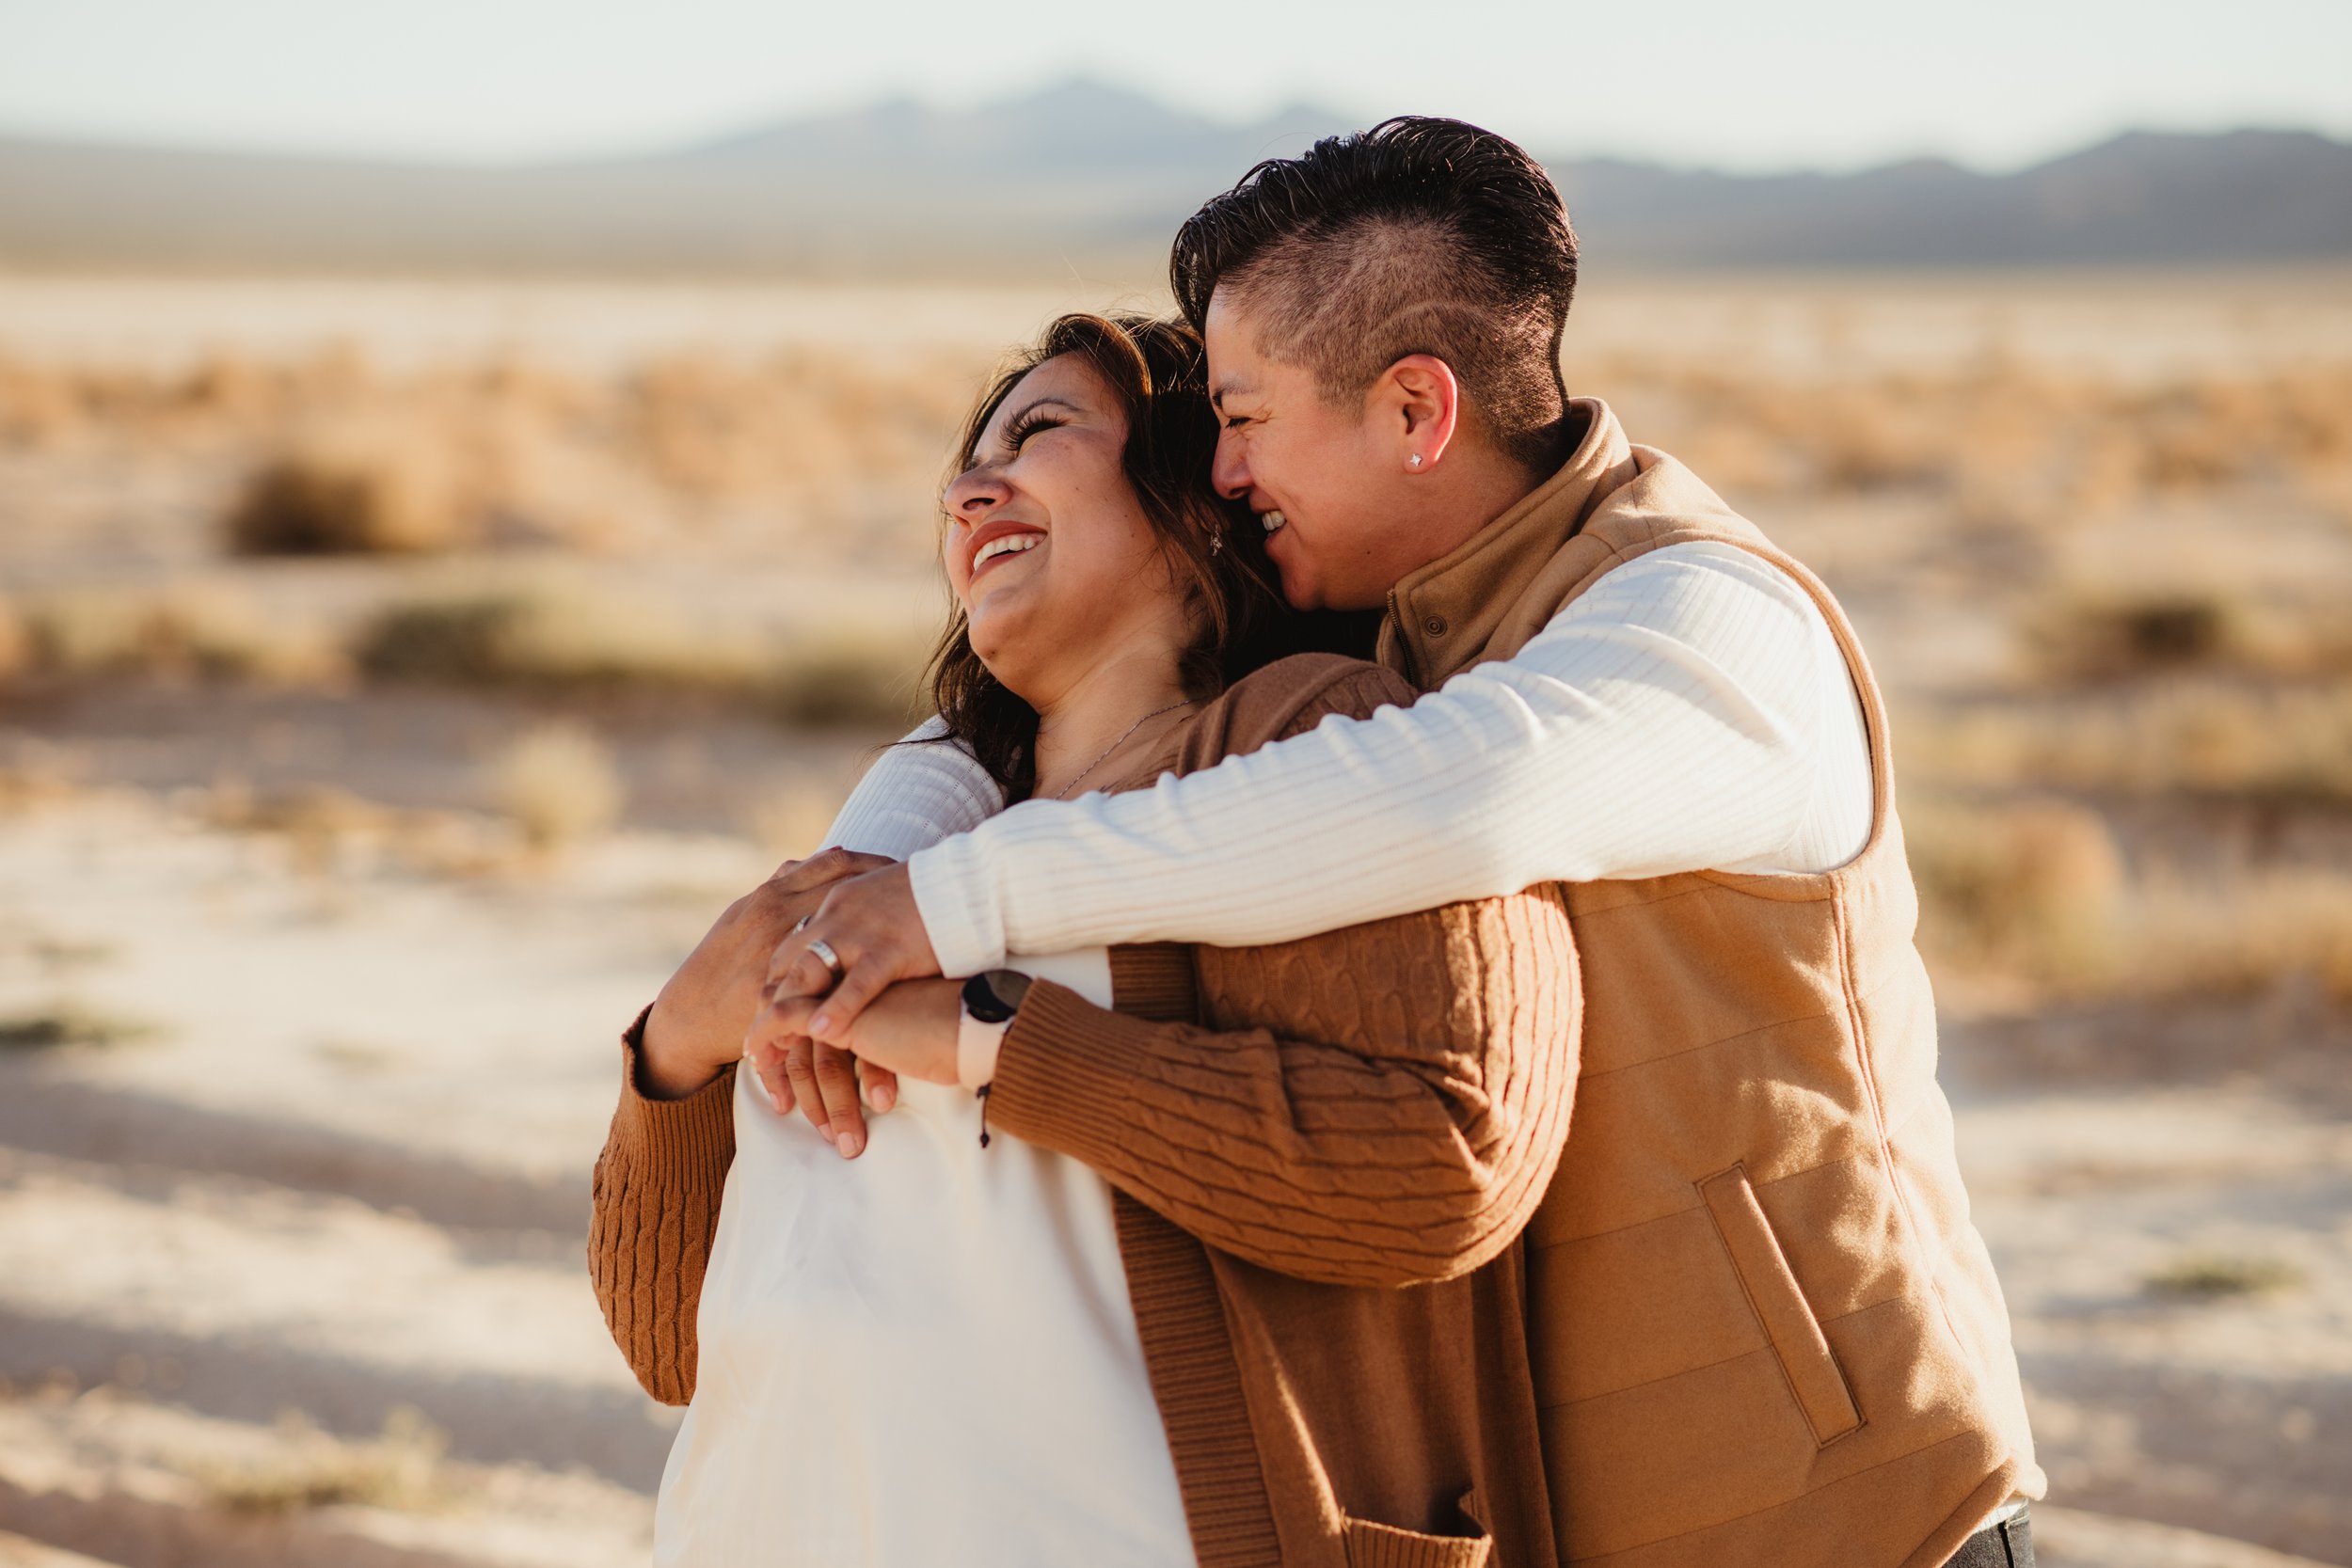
[740,852,953,1159]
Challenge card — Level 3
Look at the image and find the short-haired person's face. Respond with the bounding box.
[1203,292,1401,611]
[942,354,1196,711]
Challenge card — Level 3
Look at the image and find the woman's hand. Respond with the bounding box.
[748,977,963,1116]
[764,861,943,1033]
[754,861,944,1156]
[638,849,896,1102]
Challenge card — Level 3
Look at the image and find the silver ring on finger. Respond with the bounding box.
[805,937,846,985]
[793,913,812,933]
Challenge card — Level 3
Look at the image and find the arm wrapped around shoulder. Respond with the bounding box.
[983,654,1583,1288]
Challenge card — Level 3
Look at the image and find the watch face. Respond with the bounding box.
[961,970,1017,1025]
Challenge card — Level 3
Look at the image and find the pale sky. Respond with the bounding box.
[0,0,2344,173]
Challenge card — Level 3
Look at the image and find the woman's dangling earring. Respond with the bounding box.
[1209,527,1226,556]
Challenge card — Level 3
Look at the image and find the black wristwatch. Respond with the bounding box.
[961,969,1034,1024]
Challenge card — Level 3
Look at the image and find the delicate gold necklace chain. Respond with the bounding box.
[1048,700,1192,800]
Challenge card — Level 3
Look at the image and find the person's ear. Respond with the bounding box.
[1374,355,1460,475]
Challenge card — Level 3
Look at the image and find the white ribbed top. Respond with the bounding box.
[652,741,1187,1568]
[899,542,1874,975]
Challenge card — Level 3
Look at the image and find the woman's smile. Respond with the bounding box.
[965,519,1048,585]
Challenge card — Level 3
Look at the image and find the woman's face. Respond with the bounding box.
[943,355,1197,709]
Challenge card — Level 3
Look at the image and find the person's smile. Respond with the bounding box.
[961,517,1049,588]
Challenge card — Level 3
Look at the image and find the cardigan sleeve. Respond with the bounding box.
[980,659,1582,1289]
[985,897,1578,1290]
[588,1008,738,1404]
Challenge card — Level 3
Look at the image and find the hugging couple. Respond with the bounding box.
[591,119,2042,1568]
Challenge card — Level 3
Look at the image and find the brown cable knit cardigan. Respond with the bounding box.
[591,655,1581,1568]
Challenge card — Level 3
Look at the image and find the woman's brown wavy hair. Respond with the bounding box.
[925,312,1295,800]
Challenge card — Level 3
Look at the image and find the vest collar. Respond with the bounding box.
[1376,398,1641,688]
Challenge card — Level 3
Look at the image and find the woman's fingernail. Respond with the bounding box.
[809,1010,834,1036]
[835,1130,859,1159]
[870,1081,896,1114]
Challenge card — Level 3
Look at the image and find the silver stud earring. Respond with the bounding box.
[1408,453,1423,468]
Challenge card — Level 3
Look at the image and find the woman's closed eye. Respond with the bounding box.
[1000,408,1068,453]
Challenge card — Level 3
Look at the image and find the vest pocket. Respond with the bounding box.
[1341,1488,1493,1568]
[1697,1165,1863,1445]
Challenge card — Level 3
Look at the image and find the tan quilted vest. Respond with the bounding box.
[1377,402,2042,1568]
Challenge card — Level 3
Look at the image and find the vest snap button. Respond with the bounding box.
[1423,614,1448,637]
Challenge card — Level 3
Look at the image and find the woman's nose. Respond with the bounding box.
[943,466,1009,522]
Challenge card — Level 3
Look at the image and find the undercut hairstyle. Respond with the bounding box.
[1171,116,1580,473]
[925,312,1296,800]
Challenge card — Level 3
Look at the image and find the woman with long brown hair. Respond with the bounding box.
[593,312,1576,1567]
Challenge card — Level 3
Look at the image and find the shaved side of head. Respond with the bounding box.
[1174,118,1581,473]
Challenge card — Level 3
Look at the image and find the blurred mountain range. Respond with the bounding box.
[2,80,2346,277]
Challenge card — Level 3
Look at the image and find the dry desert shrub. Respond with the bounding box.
[1906,797,2127,988]
[491,721,625,852]
[1581,356,2352,517]
[2020,577,2352,686]
[354,583,765,692]
[352,581,927,728]
[2135,869,2352,1006]
[1909,799,2352,1006]
[0,594,27,680]
[224,417,475,555]
[14,341,986,565]
[13,585,346,686]
[0,355,89,445]
[767,637,928,729]
[1905,680,2352,805]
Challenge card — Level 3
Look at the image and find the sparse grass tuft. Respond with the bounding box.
[491,721,625,852]
[196,1406,452,1514]
[0,1003,158,1051]
[2145,1252,2307,1301]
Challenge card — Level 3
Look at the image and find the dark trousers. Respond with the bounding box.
[1947,1511,2034,1568]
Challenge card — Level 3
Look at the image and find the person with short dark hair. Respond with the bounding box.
[770,118,2044,1568]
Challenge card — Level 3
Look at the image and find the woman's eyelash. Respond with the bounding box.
[1002,411,1066,451]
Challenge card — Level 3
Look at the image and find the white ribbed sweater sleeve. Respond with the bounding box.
[906,543,1875,975]
[820,718,1004,861]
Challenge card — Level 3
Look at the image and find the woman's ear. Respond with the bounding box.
[1378,354,1461,472]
